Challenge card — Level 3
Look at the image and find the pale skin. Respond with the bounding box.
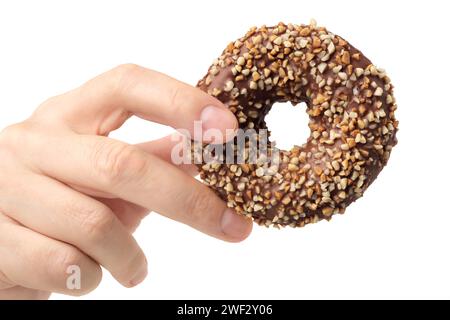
[0,64,253,300]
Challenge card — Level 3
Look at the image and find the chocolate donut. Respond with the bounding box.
[196,21,398,228]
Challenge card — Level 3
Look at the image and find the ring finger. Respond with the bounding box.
[0,214,101,296]
[0,172,148,287]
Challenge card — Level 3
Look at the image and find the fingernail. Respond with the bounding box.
[221,208,252,241]
[200,105,237,142]
[129,263,148,287]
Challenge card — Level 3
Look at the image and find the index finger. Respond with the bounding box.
[35,64,237,142]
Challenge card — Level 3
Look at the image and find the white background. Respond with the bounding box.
[0,0,449,299]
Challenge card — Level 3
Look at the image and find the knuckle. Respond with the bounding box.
[0,123,33,175]
[0,122,28,148]
[184,189,216,224]
[44,246,101,296]
[0,123,34,205]
[168,85,194,116]
[92,141,148,185]
[77,205,115,243]
[44,246,82,278]
[114,63,142,74]
[168,83,200,116]
[169,86,183,111]
[109,63,143,94]
[34,95,62,114]
[0,121,45,153]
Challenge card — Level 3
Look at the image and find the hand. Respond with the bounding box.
[0,64,252,299]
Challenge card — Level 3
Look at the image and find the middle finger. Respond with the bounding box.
[24,133,252,242]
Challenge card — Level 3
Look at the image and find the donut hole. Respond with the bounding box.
[264,101,310,151]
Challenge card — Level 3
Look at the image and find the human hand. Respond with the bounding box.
[0,64,252,299]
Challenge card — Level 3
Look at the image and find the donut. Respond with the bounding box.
[195,21,398,228]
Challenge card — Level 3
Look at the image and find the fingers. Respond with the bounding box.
[0,172,148,287]
[0,215,101,296]
[66,132,199,198]
[28,134,253,242]
[135,133,198,176]
[35,64,237,142]
[0,287,51,300]
[97,197,149,232]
